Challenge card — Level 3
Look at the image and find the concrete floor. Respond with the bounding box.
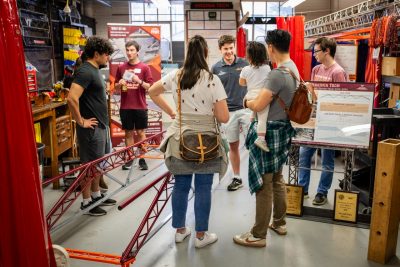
[44,146,400,267]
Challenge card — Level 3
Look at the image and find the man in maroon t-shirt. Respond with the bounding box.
[116,40,153,170]
[299,37,349,206]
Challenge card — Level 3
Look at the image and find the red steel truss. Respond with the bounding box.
[63,171,173,266]
[119,172,173,263]
[44,131,165,231]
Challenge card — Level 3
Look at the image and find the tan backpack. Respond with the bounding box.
[274,67,313,124]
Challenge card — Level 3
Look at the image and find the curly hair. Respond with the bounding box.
[84,36,114,59]
[246,41,268,67]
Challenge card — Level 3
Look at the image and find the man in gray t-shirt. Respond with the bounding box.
[234,30,298,247]
[264,60,298,120]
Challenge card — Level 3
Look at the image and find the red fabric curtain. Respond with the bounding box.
[303,50,312,81]
[236,27,247,58]
[0,0,56,266]
[276,16,305,78]
[369,48,383,108]
[276,17,288,30]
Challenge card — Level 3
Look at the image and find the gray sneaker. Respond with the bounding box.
[80,202,107,216]
[227,178,243,191]
[313,193,327,205]
[122,161,132,170]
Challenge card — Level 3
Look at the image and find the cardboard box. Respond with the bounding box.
[389,84,400,108]
[382,57,400,76]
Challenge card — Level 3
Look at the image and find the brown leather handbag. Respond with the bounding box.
[177,77,220,163]
[274,67,313,124]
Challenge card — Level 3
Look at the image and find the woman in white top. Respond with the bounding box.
[239,41,271,152]
[148,35,229,249]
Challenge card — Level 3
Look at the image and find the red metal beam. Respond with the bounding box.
[66,248,135,266]
[121,172,174,263]
[45,131,165,230]
[118,172,171,210]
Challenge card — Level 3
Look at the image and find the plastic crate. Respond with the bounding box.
[26,69,37,91]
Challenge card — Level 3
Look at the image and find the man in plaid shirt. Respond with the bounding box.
[233,29,298,248]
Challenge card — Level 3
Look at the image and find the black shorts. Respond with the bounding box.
[120,109,148,130]
[76,126,110,163]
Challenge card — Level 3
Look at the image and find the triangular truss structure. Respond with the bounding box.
[305,0,400,37]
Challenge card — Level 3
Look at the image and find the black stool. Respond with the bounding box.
[61,157,81,190]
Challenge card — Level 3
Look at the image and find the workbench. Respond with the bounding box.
[32,101,73,188]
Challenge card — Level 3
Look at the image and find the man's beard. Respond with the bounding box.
[99,64,107,69]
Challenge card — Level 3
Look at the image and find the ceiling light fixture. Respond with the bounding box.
[63,0,71,14]
[151,0,171,9]
[282,0,306,8]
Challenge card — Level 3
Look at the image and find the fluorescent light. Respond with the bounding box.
[151,0,171,9]
[282,0,306,8]
[96,0,111,7]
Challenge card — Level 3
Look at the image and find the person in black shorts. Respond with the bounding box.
[115,41,153,170]
[68,36,116,216]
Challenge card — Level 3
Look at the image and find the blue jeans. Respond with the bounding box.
[298,147,335,196]
[172,173,213,232]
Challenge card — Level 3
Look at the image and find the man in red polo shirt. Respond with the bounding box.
[116,40,153,170]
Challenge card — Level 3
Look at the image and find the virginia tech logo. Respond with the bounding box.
[151,28,160,35]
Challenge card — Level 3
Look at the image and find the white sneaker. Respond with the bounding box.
[254,137,270,152]
[195,232,218,248]
[175,227,191,243]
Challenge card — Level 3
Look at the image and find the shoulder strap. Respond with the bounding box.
[273,66,303,114]
[177,70,183,137]
[278,66,304,83]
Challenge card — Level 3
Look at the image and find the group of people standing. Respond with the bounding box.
[67,28,348,248]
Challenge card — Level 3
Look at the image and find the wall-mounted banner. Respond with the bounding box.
[108,24,162,147]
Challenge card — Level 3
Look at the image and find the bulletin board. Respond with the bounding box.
[186,10,237,67]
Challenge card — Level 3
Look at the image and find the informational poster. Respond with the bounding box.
[108,24,162,147]
[335,45,358,82]
[293,82,374,149]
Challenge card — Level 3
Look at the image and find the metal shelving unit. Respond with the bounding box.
[304,0,400,37]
